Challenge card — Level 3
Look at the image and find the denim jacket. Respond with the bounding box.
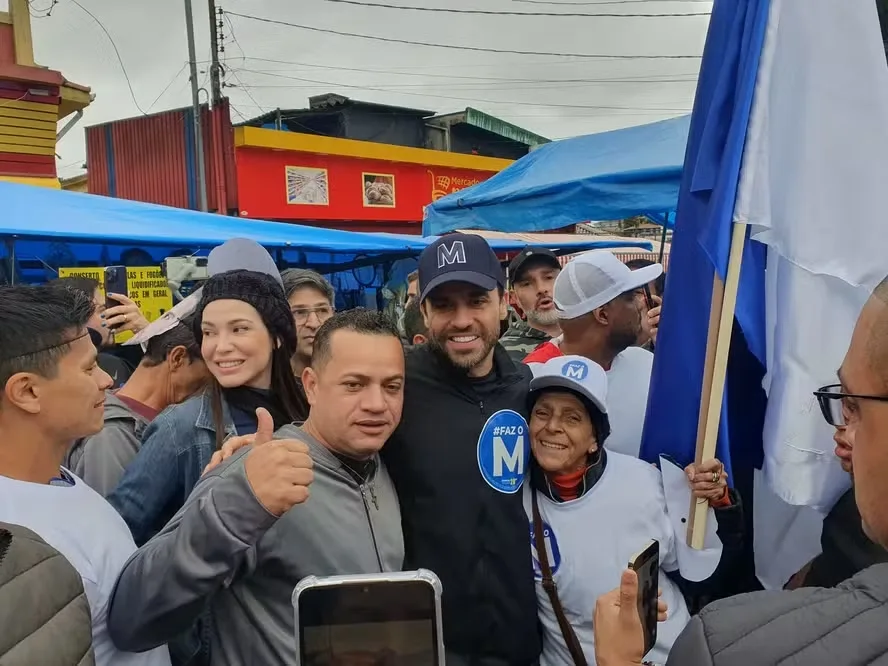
[107,390,236,548]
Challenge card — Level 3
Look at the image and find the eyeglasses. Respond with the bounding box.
[291,306,334,325]
[813,383,888,427]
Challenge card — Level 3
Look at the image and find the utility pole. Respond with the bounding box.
[184,0,208,212]
[208,0,223,105]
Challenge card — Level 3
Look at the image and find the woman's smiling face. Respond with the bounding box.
[200,299,274,389]
[530,390,598,475]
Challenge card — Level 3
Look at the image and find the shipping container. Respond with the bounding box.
[86,99,237,213]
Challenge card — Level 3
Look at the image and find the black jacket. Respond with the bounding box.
[805,487,888,588]
[384,344,541,665]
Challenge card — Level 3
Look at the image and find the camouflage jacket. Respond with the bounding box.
[500,317,552,363]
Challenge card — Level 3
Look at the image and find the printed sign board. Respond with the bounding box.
[57,266,173,343]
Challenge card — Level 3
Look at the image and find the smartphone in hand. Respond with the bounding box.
[103,266,128,327]
[628,539,659,657]
[293,570,445,666]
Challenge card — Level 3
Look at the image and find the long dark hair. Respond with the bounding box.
[193,270,310,449]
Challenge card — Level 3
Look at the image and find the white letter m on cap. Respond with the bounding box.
[437,241,467,268]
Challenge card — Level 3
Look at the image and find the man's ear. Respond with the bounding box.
[167,346,187,371]
[499,295,509,321]
[4,373,42,415]
[593,305,610,326]
[412,334,427,345]
[301,366,319,406]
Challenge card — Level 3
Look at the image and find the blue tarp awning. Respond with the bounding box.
[375,232,653,255]
[423,115,690,236]
[0,181,420,258]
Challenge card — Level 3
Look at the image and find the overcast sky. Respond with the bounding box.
[21,0,712,178]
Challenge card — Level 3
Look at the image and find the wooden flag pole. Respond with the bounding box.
[687,221,748,549]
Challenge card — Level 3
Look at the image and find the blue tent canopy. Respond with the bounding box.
[376,232,653,255]
[0,181,420,259]
[423,115,690,236]
[0,180,652,289]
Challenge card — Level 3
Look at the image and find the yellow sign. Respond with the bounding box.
[57,266,173,343]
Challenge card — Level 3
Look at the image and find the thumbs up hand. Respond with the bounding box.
[202,408,276,476]
[244,430,313,517]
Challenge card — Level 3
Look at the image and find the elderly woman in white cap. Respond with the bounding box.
[523,355,736,666]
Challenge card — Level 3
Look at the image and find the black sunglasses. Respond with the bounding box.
[813,383,888,427]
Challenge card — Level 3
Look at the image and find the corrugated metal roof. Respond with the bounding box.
[237,94,436,127]
[427,107,550,147]
[464,108,549,145]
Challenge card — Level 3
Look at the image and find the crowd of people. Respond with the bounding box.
[0,231,886,666]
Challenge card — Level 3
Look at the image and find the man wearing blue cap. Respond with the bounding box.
[383,233,541,666]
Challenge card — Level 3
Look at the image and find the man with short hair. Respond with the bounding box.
[280,268,336,375]
[0,283,170,666]
[405,269,419,306]
[107,309,404,666]
[595,275,888,665]
[402,297,428,345]
[384,233,541,666]
[65,317,209,496]
[524,251,663,458]
[500,246,562,362]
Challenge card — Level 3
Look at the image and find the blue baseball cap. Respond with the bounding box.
[418,233,505,303]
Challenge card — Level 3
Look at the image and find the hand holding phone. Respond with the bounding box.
[628,539,659,656]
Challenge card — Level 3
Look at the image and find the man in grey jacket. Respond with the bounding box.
[594,275,888,666]
[65,318,208,495]
[107,309,406,665]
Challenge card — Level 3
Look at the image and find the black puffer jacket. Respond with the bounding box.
[667,562,888,665]
[384,344,540,665]
[0,523,95,666]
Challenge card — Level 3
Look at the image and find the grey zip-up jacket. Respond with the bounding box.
[667,562,888,665]
[107,425,404,666]
[66,392,150,496]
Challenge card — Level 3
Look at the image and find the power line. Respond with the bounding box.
[70,0,148,115]
[225,11,702,60]
[226,68,268,115]
[228,66,691,112]
[29,0,58,18]
[319,0,710,17]
[147,63,189,112]
[239,69,697,90]
[223,55,700,78]
[232,99,676,119]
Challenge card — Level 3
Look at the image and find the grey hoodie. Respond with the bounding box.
[107,424,404,666]
[66,392,151,496]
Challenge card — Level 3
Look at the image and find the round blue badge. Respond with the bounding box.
[476,409,530,494]
[561,359,590,381]
[529,519,562,578]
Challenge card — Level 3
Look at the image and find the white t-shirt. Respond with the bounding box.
[604,346,654,458]
[0,470,171,666]
[523,451,692,666]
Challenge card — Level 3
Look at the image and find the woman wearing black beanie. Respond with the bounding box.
[194,270,309,443]
[107,270,310,549]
